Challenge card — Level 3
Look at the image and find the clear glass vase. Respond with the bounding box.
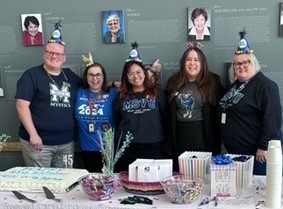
[79,174,119,201]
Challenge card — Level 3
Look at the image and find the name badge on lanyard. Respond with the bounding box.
[88,122,95,133]
[88,91,101,133]
[221,113,226,124]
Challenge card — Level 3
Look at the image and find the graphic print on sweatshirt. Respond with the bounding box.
[77,94,110,119]
[177,91,195,118]
[49,81,71,108]
[219,83,246,109]
[122,97,156,114]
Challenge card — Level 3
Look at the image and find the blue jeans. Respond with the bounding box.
[253,159,266,175]
[20,138,74,168]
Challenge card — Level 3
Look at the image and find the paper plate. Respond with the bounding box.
[119,171,164,195]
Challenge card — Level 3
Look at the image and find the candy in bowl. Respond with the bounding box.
[160,175,204,204]
[79,174,118,201]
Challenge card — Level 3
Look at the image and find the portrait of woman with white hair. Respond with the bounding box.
[102,10,125,44]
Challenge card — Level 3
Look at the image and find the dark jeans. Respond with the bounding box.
[253,159,266,175]
[81,151,103,173]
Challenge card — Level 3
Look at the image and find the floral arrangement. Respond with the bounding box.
[97,129,134,176]
[0,133,11,152]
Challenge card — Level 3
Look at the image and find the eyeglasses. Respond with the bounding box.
[127,71,144,78]
[87,73,103,80]
[45,50,65,58]
[233,60,251,69]
[108,22,118,26]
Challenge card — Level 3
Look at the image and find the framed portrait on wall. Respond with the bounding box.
[21,13,44,46]
[0,69,4,97]
[279,3,283,37]
[101,10,125,44]
[188,7,211,41]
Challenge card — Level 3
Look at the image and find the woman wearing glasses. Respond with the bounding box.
[114,42,167,172]
[74,53,117,172]
[219,30,282,175]
[103,14,125,44]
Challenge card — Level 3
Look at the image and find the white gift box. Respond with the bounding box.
[210,162,237,197]
[128,159,172,182]
[228,154,254,189]
[178,151,212,180]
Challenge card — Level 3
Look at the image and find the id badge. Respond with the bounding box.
[221,113,226,124]
[88,122,95,133]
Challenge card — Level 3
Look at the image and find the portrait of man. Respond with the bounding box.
[102,10,125,44]
[188,7,211,41]
[21,13,44,46]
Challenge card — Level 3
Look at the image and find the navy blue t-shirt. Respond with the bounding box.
[15,65,82,145]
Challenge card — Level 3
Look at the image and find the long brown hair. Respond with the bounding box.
[119,61,158,100]
[166,47,218,105]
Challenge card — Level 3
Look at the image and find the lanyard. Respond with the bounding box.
[220,81,248,124]
[44,65,68,87]
[88,90,102,122]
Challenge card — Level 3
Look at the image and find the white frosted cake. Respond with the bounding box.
[0,167,88,193]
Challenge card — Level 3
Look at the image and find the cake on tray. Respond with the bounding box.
[0,167,89,193]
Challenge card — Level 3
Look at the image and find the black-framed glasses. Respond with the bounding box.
[87,73,103,80]
[233,60,251,69]
[45,50,65,58]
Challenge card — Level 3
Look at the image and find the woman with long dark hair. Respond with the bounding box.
[166,43,224,170]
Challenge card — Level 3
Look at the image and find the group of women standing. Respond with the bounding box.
[75,33,282,175]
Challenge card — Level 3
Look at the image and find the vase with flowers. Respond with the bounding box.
[0,133,11,152]
[79,129,133,201]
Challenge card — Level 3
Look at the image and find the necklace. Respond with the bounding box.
[88,90,102,133]
[43,65,68,87]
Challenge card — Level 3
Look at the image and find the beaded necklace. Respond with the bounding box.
[43,65,68,87]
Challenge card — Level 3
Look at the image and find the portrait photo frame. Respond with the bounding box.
[21,13,44,46]
[101,10,125,44]
[187,7,211,41]
[279,3,283,37]
[0,68,4,97]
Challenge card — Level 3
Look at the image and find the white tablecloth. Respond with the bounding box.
[0,176,281,209]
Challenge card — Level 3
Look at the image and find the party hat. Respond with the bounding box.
[82,52,94,67]
[48,20,65,46]
[125,41,142,63]
[235,29,253,55]
[186,42,204,49]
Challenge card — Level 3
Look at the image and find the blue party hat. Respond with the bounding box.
[48,20,65,46]
[125,42,142,63]
[235,29,253,55]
